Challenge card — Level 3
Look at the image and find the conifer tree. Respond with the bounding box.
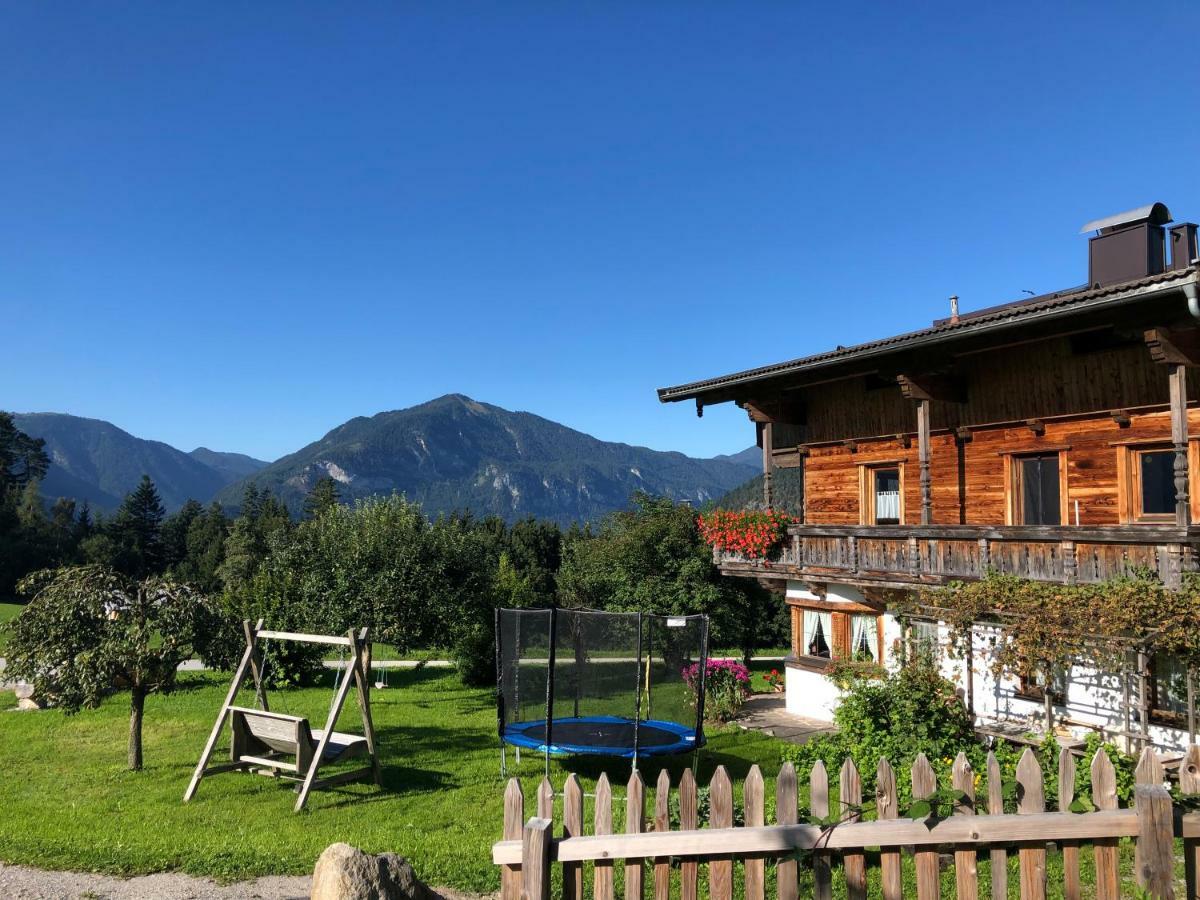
[113,475,166,576]
[303,476,340,519]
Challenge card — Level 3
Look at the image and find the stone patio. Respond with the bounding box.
[734,693,836,745]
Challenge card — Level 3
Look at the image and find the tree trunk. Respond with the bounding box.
[129,686,146,770]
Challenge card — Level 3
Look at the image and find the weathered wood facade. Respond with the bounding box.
[659,206,1200,748]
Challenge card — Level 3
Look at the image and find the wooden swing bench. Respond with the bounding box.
[183,620,381,812]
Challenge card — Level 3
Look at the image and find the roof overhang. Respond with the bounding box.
[657,267,1199,408]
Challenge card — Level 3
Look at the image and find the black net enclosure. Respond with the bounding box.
[495,608,709,768]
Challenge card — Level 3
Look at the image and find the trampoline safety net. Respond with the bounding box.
[495,607,709,761]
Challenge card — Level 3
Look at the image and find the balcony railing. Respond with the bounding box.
[714,523,1200,589]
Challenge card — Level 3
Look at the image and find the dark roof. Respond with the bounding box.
[658,266,1198,404]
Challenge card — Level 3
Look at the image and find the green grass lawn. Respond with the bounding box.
[0,664,1165,896]
[0,667,788,892]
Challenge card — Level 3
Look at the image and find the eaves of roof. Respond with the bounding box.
[657,266,1199,405]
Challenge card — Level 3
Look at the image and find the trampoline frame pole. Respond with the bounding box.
[632,612,644,772]
[495,608,505,776]
[694,616,709,773]
[544,606,557,779]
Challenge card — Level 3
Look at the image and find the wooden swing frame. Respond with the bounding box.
[183,619,381,812]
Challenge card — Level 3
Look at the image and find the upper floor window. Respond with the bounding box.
[859,462,903,526]
[1011,453,1062,525]
[1117,442,1192,524]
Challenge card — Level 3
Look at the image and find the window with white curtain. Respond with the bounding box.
[803,610,832,658]
[850,614,880,663]
[873,468,900,524]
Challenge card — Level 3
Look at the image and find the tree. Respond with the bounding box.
[558,492,786,661]
[0,411,50,493]
[303,476,341,519]
[161,499,203,571]
[4,566,210,769]
[219,486,290,592]
[110,475,166,577]
[174,502,229,594]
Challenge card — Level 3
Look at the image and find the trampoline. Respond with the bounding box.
[495,607,709,773]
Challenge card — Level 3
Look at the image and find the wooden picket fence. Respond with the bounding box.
[493,745,1200,900]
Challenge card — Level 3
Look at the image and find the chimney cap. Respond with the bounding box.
[1080,202,1171,234]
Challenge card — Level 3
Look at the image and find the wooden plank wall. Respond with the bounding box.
[801,407,1200,526]
[797,337,1190,446]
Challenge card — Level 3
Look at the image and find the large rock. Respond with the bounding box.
[311,843,438,900]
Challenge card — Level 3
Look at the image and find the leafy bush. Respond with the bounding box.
[684,658,750,723]
[781,659,977,805]
[782,658,1138,809]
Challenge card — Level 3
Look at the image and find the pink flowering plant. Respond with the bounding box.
[683,657,751,723]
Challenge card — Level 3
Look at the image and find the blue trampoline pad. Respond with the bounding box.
[502,715,702,758]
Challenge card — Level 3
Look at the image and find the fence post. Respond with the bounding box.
[840,758,865,900]
[626,771,645,900]
[810,760,832,900]
[521,817,552,900]
[744,765,765,900]
[952,752,979,900]
[987,751,1007,900]
[563,774,583,900]
[594,773,614,900]
[653,770,671,900]
[1134,784,1175,899]
[1091,749,1120,900]
[1016,748,1047,900]
[709,766,733,900]
[776,762,799,900]
[502,778,524,900]
[1180,745,1200,900]
[678,768,698,900]
[876,758,902,900]
[1058,747,1081,900]
[911,753,939,900]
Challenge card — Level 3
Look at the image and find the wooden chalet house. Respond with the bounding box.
[659,203,1200,752]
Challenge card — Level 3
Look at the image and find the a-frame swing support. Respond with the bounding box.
[183,620,381,812]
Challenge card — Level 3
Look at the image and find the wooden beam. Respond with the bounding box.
[917,400,932,524]
[1154,325,1200,369]
[762,422,774,508]
[1171,364,1191,526]
[1146,326,1200,367]
[1026,419,1046,436]
[1109,409,1132,428]
[491,809,1143,865]
[897,373,966,403]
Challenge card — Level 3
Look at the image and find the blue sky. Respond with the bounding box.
[4,3,1200,462]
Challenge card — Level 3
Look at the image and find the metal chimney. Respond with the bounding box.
[1080,202,1171,288]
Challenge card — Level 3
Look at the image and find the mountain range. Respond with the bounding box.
[12,396,758,524]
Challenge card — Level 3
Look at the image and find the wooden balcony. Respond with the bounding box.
[715,523,1200,589]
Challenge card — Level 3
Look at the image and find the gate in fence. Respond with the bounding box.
[493,745,1200,899]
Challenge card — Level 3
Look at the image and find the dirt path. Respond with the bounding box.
[0,863,492,900]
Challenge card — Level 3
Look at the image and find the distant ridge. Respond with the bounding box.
[216,394,759,524]
[11,413,261,513]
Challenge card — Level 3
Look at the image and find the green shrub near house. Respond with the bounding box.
[780,659,1138,810]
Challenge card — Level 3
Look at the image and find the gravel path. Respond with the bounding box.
[0,864,310,899]
[0,864,493,900]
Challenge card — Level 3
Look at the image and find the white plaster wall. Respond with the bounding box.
[782,580,1191,753]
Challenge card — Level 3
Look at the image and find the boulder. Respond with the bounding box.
[311,843,439,900]
[13,684,41,710]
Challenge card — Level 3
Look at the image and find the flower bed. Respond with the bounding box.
[697,509,794,562]
[683,658,751,723]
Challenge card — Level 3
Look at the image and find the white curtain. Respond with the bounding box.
[875,489,900,522]
[851,614,879,662]
[803,610,832,658]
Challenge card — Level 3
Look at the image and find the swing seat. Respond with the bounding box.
[230,707,370,771]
